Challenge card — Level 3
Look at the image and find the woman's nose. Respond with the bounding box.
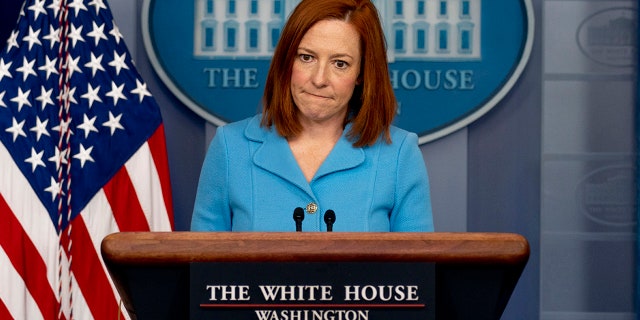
[310,63,329,87]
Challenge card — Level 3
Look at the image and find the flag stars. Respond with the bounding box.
[103,111,124,135]
[73,144,95,168]
[48,147,69,171]
[2,0,166,218]
[68,0,88,17]
[81,83,102,108]
[44,177,64,201]
[52,118,74,137]
[25,148,46,172]
[87,22,108,46]
[106,81,127,106]
[59,86,78,106]
[77,114,99,138]
[0,59,13,81]
[38,55,58,80]
[6,118,27,142]
[16,57,37,81]
[6,30,19,52]
[88,0,107,14]
[67,24,85,48]
[35,85,54,110]
[42,25,60,49]
[28,0,48,20]
[108,51,129,75]
[22,26,42,51]
[65,55,83,79]
[109,22,124,44]
[131,79,152,103]
[11,87,32,112]
[48,0,62,18]
[30,116,50,141]
[0,91,6,108]
[84,53,105,77]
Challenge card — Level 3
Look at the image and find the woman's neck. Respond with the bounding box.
[287,119,344,183]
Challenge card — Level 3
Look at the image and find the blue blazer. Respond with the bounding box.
[191,115,434,232]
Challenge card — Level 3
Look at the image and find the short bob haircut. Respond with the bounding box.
[261,0,396,147]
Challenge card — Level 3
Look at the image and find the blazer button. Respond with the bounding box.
[305,202,318,214]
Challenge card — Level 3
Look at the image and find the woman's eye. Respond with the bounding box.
[335,60,349,69]
[299,54,313,62]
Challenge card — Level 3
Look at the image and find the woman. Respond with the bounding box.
[191,0,433,232]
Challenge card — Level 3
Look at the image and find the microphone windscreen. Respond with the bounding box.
[293,207,305,221]
[324,210,335,224]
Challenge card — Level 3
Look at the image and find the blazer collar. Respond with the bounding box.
[247,115,365,189]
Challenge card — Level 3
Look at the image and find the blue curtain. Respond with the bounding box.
[636,2,640,318]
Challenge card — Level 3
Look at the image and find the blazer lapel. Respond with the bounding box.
[247,119,312,195]
[313,132,365,182]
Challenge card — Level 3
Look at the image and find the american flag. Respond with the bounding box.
[0,0,174,319]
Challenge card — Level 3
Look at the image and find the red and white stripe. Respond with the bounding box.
[0,126,173,320]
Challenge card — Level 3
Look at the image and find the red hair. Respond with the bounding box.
[261,0,396,147]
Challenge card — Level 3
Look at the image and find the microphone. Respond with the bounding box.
[293,207,305,232]
[324,210,336,232]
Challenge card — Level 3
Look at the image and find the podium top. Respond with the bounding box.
[101,231,529,265]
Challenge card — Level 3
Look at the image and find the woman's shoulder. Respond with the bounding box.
[215,114,264,138]
[389,125,412,138]
[385,125,419,148]
[218,114,258,130]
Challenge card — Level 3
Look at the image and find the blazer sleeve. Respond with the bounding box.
[190,125,232,231]
[390,132,434,232]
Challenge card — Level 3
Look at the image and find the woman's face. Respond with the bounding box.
[290,19,361,125]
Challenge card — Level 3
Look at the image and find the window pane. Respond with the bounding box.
[417,1,425,15]
[417,30,425,49]
[271,28,280,48]
[229,0,235,14]
[228,28,236,47]
[461,30,469,50]
[439,29,447,49]
[395,1,403,15]
[395,29,404,50]
[250,29,258,48]
[274,0,281,15]
[205,27,214,47]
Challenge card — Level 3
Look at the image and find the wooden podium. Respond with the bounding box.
[101,232,529,320]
